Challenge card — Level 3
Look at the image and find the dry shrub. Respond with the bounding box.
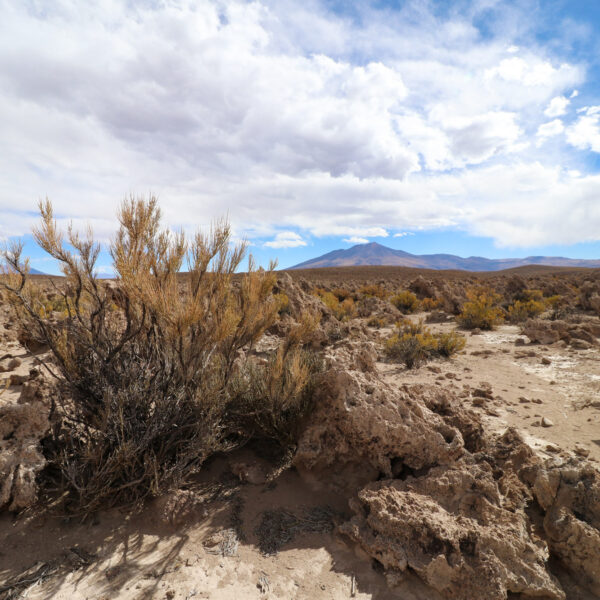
[1,198,316,515]
[507,298,546,323]
[390,290,419,313]
[457,287,504,330]
[420,296,441,311]
[313,288,356,321]
[546,294,567,320]
[367,315,387,328]
[330,287,352,301]
[384,320,465,368]
[359,284,388,299]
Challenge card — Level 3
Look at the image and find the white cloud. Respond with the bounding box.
[570,89,579,98]
[264,231,307,248]
[544,96,570,117]
[566,107,600,152]
[536,119,564,143]
[343,236,369,244]
[485,58,577,87]
[394,232,414,237]
[0,0,594,251]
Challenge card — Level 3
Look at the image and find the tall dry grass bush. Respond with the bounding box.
[457,287,505,330]
[1,197,317,515]
[390,290,419,314]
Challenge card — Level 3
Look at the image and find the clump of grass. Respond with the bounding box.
[367,315,387,328]
[383,320,465,368]
[359,284,388,299]
[1,198,317,515]
[457,287,504,330]
[420,296,441,311]
[330,287,352,301]
[390,290,419,313]
[313,288,356,321]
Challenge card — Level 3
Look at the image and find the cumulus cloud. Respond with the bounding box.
[394,232,414,238]
[343,236,369,244]
[566,107,600,152]
[0,0,595,250]
[544,96,570,117]
[264,231,307,248]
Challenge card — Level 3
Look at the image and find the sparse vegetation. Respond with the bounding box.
[313,288,356,321]
[457,287,505,330]
[367,315,388,328]
[507,298,546,323]
[383,319,465,368]
[1,198,318,515]
[390,290,419,313]
[420,296,441,311]
[358,284,388,299]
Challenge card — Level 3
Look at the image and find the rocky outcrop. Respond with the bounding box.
[522,318,600,348]
[0,398,50,511]
[523,459,600,596]
[296,341,600,598]
[341,465,564,600]
[294,344,465,490]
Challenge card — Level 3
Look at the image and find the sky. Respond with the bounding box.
[2,0,600,274]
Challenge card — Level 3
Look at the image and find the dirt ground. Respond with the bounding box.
[377,320,600,464]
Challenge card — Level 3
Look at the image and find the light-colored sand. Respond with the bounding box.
[377,321,600,463]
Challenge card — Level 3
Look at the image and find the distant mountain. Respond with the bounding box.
[30,268,47,275]
[289,242,600,272]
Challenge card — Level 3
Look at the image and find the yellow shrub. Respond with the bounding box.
[420,296,441,311]
[276,291,290,315]
[359,284,388,299]
[314,289,356,321]
[457,287,504,330]
[391,290,419,313]
[507,298,545,323]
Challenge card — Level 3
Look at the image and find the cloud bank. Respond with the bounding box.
[0,0,598,249]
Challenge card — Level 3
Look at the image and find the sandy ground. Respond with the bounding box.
[2,306,600,599]
[376,320,600,464]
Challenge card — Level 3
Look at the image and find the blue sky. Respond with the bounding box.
[2,0,600,274]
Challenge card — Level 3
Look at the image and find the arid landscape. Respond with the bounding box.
[2,238,600,600]
[4,1,600,599]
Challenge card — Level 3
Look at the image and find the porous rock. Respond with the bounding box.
[0,401,49,511]
[340,464,565,600]
[294,345,466,489]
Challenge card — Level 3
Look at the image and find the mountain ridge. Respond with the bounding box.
[289,242,600,272]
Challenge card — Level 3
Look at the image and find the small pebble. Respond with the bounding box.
[541,417,553,427]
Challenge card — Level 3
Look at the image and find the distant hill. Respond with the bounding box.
[290,242,600,272]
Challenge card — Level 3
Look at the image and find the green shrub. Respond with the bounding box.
[457,287,504,330]
[436,331,467,357]
[391,290,419,313]
[383,320,465,368]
